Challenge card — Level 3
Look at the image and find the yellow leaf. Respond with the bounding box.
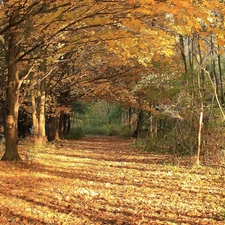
[217,39,225,46]
[198,40,207,52]
[218,49,224,54]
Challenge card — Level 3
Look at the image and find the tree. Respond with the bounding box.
[2,0,225,164]
[130,0,225,164]
[0,1,74,160]
[2,6,23,160]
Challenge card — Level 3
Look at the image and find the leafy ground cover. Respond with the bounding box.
[0,136,224,225]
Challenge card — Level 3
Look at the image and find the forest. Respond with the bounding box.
[0,0,225,224]
[0,0,225,164]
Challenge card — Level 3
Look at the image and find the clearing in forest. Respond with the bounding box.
[0,136,224,225]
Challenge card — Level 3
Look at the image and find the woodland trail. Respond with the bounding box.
[0,136,224,225]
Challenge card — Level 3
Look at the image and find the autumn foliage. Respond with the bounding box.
[0,1,225,223]
[0,137,224,224]
[0,0,225,162]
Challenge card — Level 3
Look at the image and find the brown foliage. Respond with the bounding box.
[0,137,224,224]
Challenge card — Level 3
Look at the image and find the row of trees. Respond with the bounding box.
[0,0,225,164]
[0,0,146,160]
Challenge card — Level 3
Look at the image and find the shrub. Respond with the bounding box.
[83,124,109,135]
[83,123,132,137]
[66,127,85,140]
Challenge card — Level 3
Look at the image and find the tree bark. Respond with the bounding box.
[36,78,47,146]
[31,89,39,144]
[18,108,28,137]
[133,110,143,138]
[197,111,203,166]
[2,15,21,161]
[47,116,57,142]
[67,114,71,135]
[217,53,224,104]
[31,72,47,146]
[63,113,70,136]
[128,108,132,131]
[2,85,21,161]
[55,115,60,141]
[59,113,65,140]
[179,35,188,74]
[0,105,4,135]
[33,55,47,146]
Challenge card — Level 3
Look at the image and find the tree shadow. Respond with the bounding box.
[0,136,224,224]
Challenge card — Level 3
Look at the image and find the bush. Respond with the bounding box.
[66,127,85,140]
[119,126,133,138]
[142,130,197,156]
[83,123,132,137]
[83,124,109,135]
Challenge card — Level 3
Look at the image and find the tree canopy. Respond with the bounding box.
[0,0,225,162]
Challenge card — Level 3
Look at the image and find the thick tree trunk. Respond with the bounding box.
[32,51,47,146]
[31,67,47,147]
[31,79,47,146]
[2,15,21,161]
[2,87,21,161]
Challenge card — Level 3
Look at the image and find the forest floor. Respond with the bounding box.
[0,136,224,225]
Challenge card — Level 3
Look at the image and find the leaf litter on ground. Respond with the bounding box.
[0,136,224,225]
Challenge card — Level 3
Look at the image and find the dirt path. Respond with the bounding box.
[0,136,224,224]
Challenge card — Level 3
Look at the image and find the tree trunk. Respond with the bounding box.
[128,108,132,130]
[63,113,70,136]
[31,79,47,146]
[67,114,71,135]
[133,110,143,138]
[36,79,47,146]
[179,35,188,74]
[217,53,225,104]
[18,108,28,137]
[34,56,47,146]
[2,15,21,161]
[0,103,5,134]
[47,116,57,142]
[197,111,203,166]
[59,113,65,139]
[212,58,219,96]
[31,89,39,144]
[2,86,21,161]
[55,115,60,141]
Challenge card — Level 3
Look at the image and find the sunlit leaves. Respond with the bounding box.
[2,0,225,126]
[0,137,224,224]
